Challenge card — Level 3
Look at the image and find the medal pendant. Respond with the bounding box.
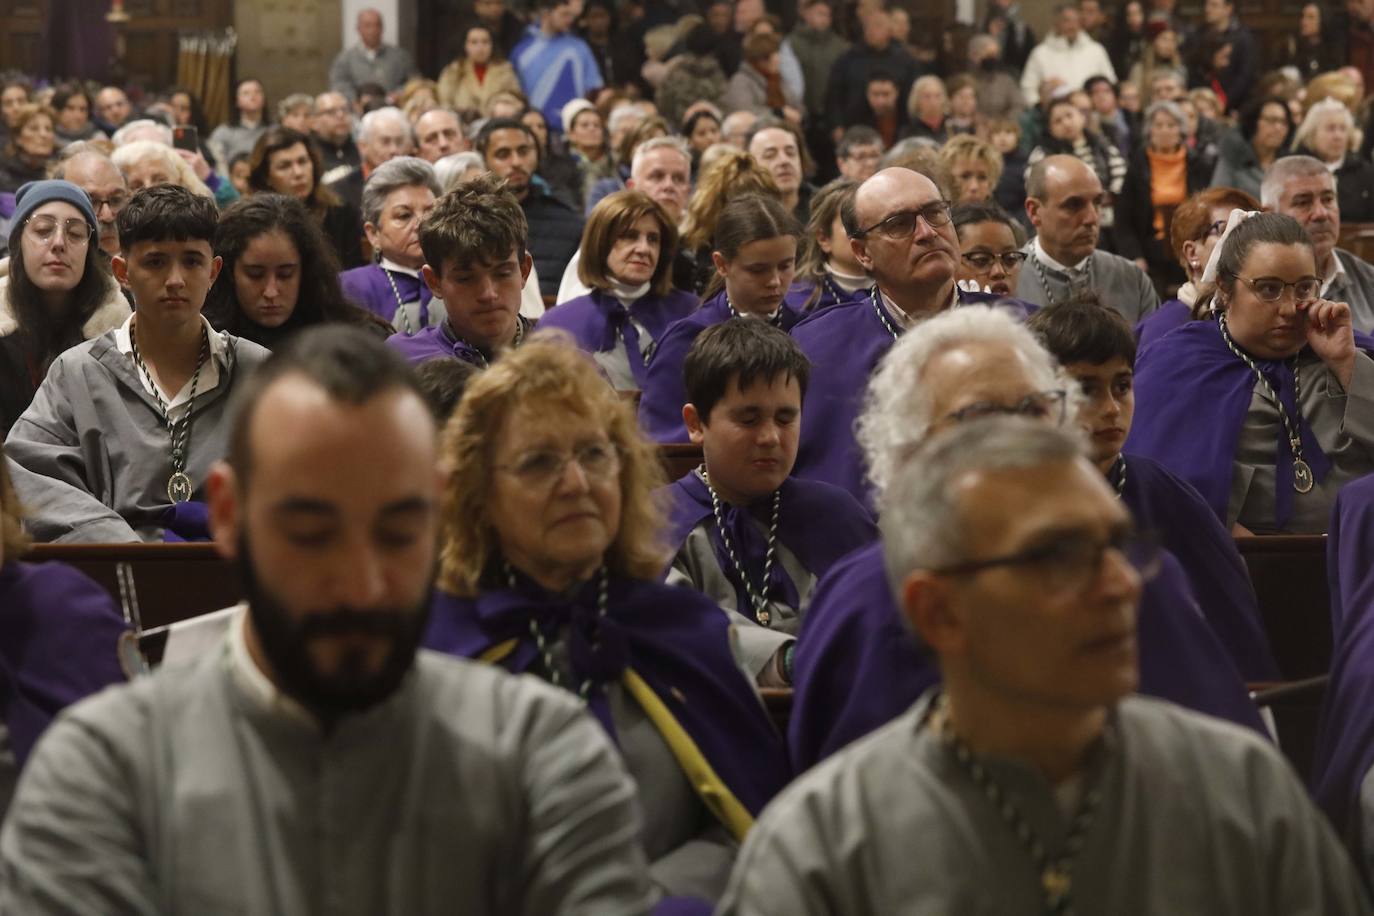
[1042,866,1071,907]
[1293,458,1315,494]
[167,471,194,503]
[755,604,771,628]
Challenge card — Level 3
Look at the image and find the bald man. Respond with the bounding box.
[329,8,417,101]
[789,167,1035,504]
[1016,154,1158,322]
[55,149,128,259]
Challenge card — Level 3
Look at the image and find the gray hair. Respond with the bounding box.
[1260,154,1335,208]
[361,156,441,226]
[358,105,412,146]
[857,305,1074,498]
[880,418,1086,597]
[630,135,691,177]
[1291,97,1356,160]
[607,104,645,134]
[278,93,314,121]
[111,118,173,147]
[51,143,121,181]
[110,140,212,198]
[434,151,485,192]
[1142,100,1186,144]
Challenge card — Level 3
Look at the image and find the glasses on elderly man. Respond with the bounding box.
[930,526,1161,597]
[944,389,1067,426]
[1224,272,1321,303]
[25,215,92,246]
[495,441,621,488]
[854,201,953,240]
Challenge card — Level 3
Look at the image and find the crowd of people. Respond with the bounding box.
[8,0,1374,911]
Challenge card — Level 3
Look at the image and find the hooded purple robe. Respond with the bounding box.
[788,542,1267,770]
[1326,472,1374,644]
[637,289,806,443]
[339,263,434,327]
[538,289,700,389]
[0,560,129,767]
[1134,298,1190,350]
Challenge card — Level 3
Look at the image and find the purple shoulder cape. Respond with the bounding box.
[660,472,879,593]
[1128,320,1337,529]
[788,542,1266,770]
[1327,472,1374,643]
[0,560,129,765]
[423,574,789,818]
[539,288,699,388]
[340,263,432,325]
[637,290,803,443]
[1120,453,1279,680]
[785,278,869,314]
[1135,298,1191,350]
[385,323,496,367]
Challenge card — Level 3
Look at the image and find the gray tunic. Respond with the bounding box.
[1228,350,1374,533]
[0,632,655,915]
[329,43,418,98]
[1330,248,1374,335]
[1015,245,1160,323]
[3,329,269,543]
[717,694,1372,916]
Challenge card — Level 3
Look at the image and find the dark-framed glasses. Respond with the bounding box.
[1204,219,1228,240]
[495,441,621,488]
[87,192,130,214]
[945,389,1067,426]
[961,250,1029,271]
[1225,272,1320,302]
[931,527,1161,597]
[854,200,953,240]
[25,215,92,245]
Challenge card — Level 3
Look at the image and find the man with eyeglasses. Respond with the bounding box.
[1016,154,1160,322]
[311,91,361,186]
[789,305,1264,773]
[790,166,1034,504]
[52,146,128,260]
[721,419,1368,916]
[1263,155,1374,333]
[834,126,885,183]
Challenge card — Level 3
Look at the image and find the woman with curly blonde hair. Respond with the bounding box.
[679,148,781,294]
[424,335,788,903]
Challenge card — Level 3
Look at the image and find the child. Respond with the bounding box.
[661,319,877,685]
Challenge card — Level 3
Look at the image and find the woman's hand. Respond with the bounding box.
[1301,297,1357,390]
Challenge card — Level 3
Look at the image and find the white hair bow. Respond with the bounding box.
[1199,209,1261,285]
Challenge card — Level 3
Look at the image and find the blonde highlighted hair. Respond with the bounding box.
[680,148,781,251]
[438,334,669,596]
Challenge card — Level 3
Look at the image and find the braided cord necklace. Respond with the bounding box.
[726,293,784,327]
[1029,252,1094,308]
[382,266,415,335]
[870,286,900,340]
[1214,311,1315,493]
[448,317,526,369]
[701,465,782,628]
[129,318,210,504]
[505,562,609,701]
[1110,454,1127,499]
[927,695,1105,916]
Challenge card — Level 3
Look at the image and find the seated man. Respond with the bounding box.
[0,327,655,913]
[5,185,271,543]
[661,321,877,684]
[721,420,1369,915]
[790,306,1264,771]
[387,173,535,367]
[1027,297,1279,681]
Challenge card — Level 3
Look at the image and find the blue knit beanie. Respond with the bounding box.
[9,180,99,247]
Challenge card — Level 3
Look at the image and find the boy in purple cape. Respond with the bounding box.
[385,172,534,368]
[659,321,877,685]
[790,167,1031,506]
[638,194,807,442]
[790,306,1266,770]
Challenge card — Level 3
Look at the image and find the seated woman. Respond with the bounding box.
[339,157,443,335]
[1211,96,1293,202]
[424,337,788,904]
[0,105,56,194]
[1293,98,1374,223]
[204,194,390,349]
[436,24,522,114]
[639,194,805,443]
[111,140,214,200]
[247,127,365,269]
[1136,186,1260,348]
[938,134,1003,205]
[788,178,870,313]
[1027,94,1127,248]
[538,190,696,391]
[951,200,1025,298]
[0,180,130,436]
[50,84,106,148]
[207,78,270,171]
[678,148,781,296]
[1129,212,1374,534]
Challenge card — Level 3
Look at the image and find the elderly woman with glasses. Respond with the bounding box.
[1131,212,1374,534]
[423,337,788,905]
[0,180,129,435]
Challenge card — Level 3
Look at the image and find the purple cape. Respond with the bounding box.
[790,288,1032,507]
[1135,298,1191,350]
[659,472,879,610]
[0,560,129,766]
[637,289,805,443]
[385,317,534,367]
[538,288,699,389]
[788,542,1266,770]
[422,574,789,819]
[786,277,869,314]
[1326,472,1374,643]
[1118,453,1279,680]
[339,263,433,326]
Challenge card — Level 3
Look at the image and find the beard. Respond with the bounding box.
[239,532,434,723]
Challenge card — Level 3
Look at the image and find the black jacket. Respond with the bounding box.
[827,42,923,130]
[1299,147,1374,223]
[1115,145,1211,278]
[523,185,585,300]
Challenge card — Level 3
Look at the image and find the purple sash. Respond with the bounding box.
[539,289,699,388]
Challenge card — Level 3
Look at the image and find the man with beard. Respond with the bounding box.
[0,327,657,915]
[1265,155,1374,334]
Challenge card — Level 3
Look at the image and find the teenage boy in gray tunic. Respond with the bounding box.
[719,420,1370,916]
[0,327,655,916]
[4,185,270,543]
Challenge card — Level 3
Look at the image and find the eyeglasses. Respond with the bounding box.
[945,389,1068,425]
[931,527,1161,598]
[87,192,129,214]
[1203,219,1227,239]
[1225,272,1321,302]
[25,215,91,245]
[854,201,953,240]
[494,442,620,488]
[961,250,1029,271]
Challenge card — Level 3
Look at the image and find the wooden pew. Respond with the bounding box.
[1235,535,1331,681]
[1339,223,1374,266]
[658,442,703,482]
